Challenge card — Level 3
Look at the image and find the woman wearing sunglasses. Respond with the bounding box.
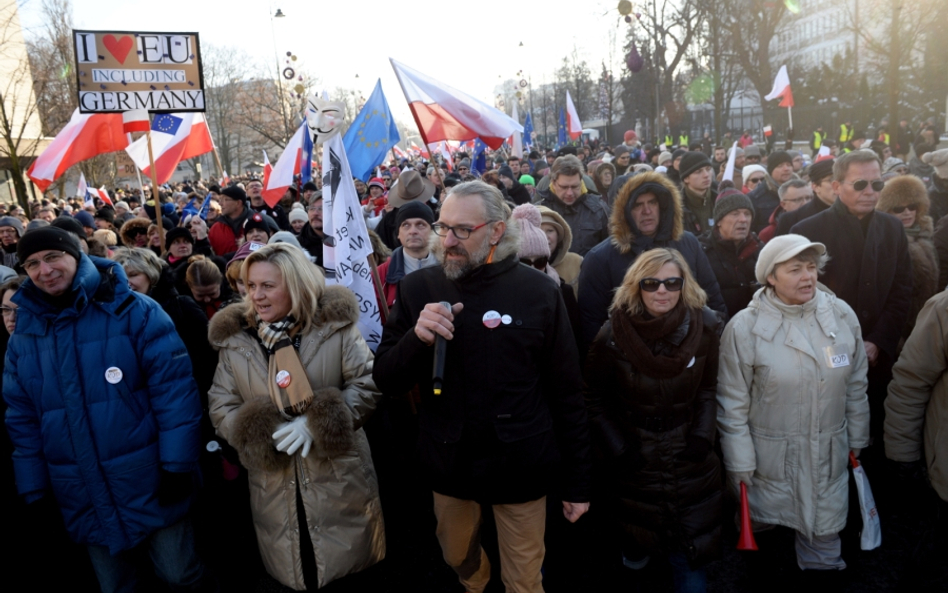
[584,248,723,592]
[877,175,938,352]
[717,234,869,577]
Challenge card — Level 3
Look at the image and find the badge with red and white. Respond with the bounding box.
[482,310,501,329]
[275,370,292,389]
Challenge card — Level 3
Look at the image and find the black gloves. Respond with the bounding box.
[679,435,712,463]
[157,470,194,506]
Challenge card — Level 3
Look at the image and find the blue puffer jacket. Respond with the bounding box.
[3,255,201,554]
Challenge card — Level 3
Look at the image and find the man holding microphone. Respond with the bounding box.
[373,180,591,593]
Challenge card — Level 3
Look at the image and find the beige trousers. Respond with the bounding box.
[432,492,547,593]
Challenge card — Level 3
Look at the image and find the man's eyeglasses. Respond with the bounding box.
[891,204,918,214]
[639,277,684,292]
[519,256,549,270]
[457,167,469,173]
[23,251,66,273]
[844,179,885,192]
[432,221,492,240]
[0,306,16,319]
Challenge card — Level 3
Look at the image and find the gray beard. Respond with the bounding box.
[434,237,492,280]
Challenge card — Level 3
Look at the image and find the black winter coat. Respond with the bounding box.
[929,175,948,226]
[748,180,780,234]
[373,255,591,504]
[698,230,763,318]
[507,180,532,206]
[535,189,610,257]
[791,199,913,359]
[774,196,831,237]
[585,307,722,566]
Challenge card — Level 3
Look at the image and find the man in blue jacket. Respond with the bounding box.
[3,227,210,592]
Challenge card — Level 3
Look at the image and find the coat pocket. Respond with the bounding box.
[829,422,849,481]
[751,431,787,481]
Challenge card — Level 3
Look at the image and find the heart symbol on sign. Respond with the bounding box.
[103,34,133,64]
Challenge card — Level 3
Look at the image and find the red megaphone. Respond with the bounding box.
[737,482,759,551]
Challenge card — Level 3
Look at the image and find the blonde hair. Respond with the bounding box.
[225,259,243,292]
[93,229,118,246]
[242,243,325,332]
[611,248,707,316]
[111,247,164,288]
[185,254,222,288]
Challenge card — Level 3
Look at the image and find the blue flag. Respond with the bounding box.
[152,113,183,135]
[300,120,314,184]
[471,138,487,174]
[557,109,567,149]
[523,112,534,150]
[343,79,401,182]
[198,192,212,220]
[181,197,199,219]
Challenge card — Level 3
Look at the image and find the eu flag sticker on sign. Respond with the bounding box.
[152,113,182,135]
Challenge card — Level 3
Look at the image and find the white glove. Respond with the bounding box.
[272,415,314,457]
[728,471,755,495]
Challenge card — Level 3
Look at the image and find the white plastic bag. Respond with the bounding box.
[850,452,881,550]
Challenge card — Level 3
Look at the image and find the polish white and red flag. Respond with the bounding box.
[96,186,113,207]
[392,145,409,159]
[764,65,795,108]
[121,109,150,134]
[410,141,429,158]
[263,122,306,208]
[390,58,522,149]
[565,91,582,140]
[27,109,128,192]
[125,113,214,185]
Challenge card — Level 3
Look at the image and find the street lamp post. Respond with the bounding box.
[270,6,288,144]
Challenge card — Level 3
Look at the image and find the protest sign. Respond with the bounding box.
[73,30,205,113]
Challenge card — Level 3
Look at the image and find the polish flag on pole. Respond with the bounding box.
[121,109,150,134]
[565,91,583,140]
[27,109,128,192]
[78,172,93,208]
[390,58,522,149]
[392,145,408,159]
[262,151,273,190]
[410,141,429,158]
[510,102,523,158]
[264,122,306,208]
[764,65,795,108]
[96,186,113,207]
[125,113,214,185]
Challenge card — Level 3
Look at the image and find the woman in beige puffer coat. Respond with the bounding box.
[716,235,870,571]
[208,245,384,590]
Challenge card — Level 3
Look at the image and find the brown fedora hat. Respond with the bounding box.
[388,170,435,208]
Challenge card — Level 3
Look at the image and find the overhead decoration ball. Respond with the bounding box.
[626,40,644,73]
[283,67,295,80]
[286,51,291,57]
[519,79,528,87]
[618,0,633,15]
[291,55,298,61]
[294,84,305,94]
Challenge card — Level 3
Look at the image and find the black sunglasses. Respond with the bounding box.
[639,277,684,292]
[846,179,885,192]
[520,256,549,270]
[891,204,918,214]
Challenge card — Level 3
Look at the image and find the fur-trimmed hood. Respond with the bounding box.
[208,284,359,349]
[610,171,684,254]
[878,174,931,220]
[119,216,151,248]
[536,205,573,267]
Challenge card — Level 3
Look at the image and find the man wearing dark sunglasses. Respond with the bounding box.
[791,150,913,456]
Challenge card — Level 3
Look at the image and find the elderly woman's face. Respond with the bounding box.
[641,262,682,317]
[541,223,559,254]
[769,256,818,306]
[125,268,152,294]
[2,289,17,334]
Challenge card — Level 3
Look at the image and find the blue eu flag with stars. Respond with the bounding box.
[152,114,183,136]
[471,138,487,174]
[523,112,534,150]
[343,79,401,182]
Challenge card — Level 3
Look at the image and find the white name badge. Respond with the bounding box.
[824,345,850,369]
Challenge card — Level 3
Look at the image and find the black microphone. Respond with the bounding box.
[432,301,451,395]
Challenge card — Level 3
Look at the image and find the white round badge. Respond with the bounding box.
[275,370,292,389]
[105,367,123,384]
[482,310,502,329]
[501,315,512,325]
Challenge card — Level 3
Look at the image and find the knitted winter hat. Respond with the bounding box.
[519,175,536,187]
[17,226,82,263]
[243,212,270,236]
[164,226,194,250]
[513,204,549,259]
[288,208,308,225]
[498,165,517,182]
[678,152,713,180]
[0,216,23,237]
[73,210,96,230]
[923,148,948,180]
[658,151,672,166]
[767,151,793,176]
[713,188,755,224]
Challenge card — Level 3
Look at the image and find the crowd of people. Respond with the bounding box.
[1,119,948,593]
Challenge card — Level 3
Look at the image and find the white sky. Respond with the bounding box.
[17,0,626,125]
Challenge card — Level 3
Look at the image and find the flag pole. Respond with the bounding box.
[367,253,389,320]
[127,133,146,196]
[144,129,166,256]
[787,106,793,134]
